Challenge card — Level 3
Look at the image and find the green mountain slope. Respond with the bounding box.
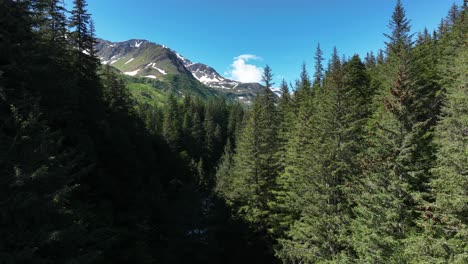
[95,39,274,104]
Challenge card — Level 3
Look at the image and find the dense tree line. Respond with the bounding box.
[0,0,270,263]
[217,1,467,263]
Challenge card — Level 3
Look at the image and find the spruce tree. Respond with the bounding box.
[262,64,275,90]
[404,7,467,262]
[277,79,294,166]
[427,42,467,264]
[277,50,375,263]
[217,66,279,233]
[102,65,132,112]
[313,43,324,87]
[69,0,99,78]
[163,94,181,150]
[293,63,313,113]
[69,0,91,54]
[351,1,437,261]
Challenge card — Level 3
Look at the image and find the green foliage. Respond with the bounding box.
[313,43,324,87]
[1,0,466,263]
[403,8,468,263]
[127,82,168,107]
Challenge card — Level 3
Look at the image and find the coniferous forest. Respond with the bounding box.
[0,0,467,263]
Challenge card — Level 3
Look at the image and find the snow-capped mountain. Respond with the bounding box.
[95,39,272,104]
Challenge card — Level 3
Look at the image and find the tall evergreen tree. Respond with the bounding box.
[163,94,181,150]
[293,63,312,111]
[384,0,412,61]
[403,7,467,262]
[426,40,467,264]
[102,65,133,112]
[69,0,99,76]
[217,66,279,233]
[262,64,275,90]
[351,1,438,262]
[69,0,91,54]
[277,79,294,159]
[313,43,324,87]
[277,50,375,263]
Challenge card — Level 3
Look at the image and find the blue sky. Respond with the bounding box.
[64,0,461,85]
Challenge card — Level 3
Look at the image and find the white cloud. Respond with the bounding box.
[227,54,263,83]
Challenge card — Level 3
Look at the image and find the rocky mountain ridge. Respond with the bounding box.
[95,39,272,103]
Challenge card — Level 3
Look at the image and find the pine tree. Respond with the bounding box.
[277,50,375,263]
[69,0,99,76]
[293,63,312,110]
[102,65,133,112]
[427,42,467,263]
[377,49,385,64]
[262,64,275,90]
[277,79,294,161]
[226,102,244,146]
[203,108,216,164]
[273,76,315,246]
[403,7,467,262]
[365,51,377,67]
[218,66,280,233]
[69,0,91,54]
[31,0,68,47]
[268,79,295,238]
[215,139,234,198]
[191,111,205,155]
[163,94,181,150]
[446,3,461,28]
[384,0,412,61]
[351,1,437,261]
[313,43,324,87]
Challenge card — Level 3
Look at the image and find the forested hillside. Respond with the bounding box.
[217,1,467,263]
[0,0,466,263]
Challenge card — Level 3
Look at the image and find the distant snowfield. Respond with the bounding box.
[146,63,167,75]
[155,67,167,75]
[190,70,239,90]
[124,69,140,76]
[125,58,134,65]
[143,75,157,79]
[196,75,224,84]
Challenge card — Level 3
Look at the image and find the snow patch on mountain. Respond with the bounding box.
[146,63,167,75]
[174,52,193,67]
[187,63,243,90]
[94,38,274,104]
[196,75,223,83]
[155,67,167,75]
[124,69,140,76]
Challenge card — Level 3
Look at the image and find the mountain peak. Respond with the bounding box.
[95,38,274,104]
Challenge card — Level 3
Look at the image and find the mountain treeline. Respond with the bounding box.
[216,1,467,263]
[0,0,467,263]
